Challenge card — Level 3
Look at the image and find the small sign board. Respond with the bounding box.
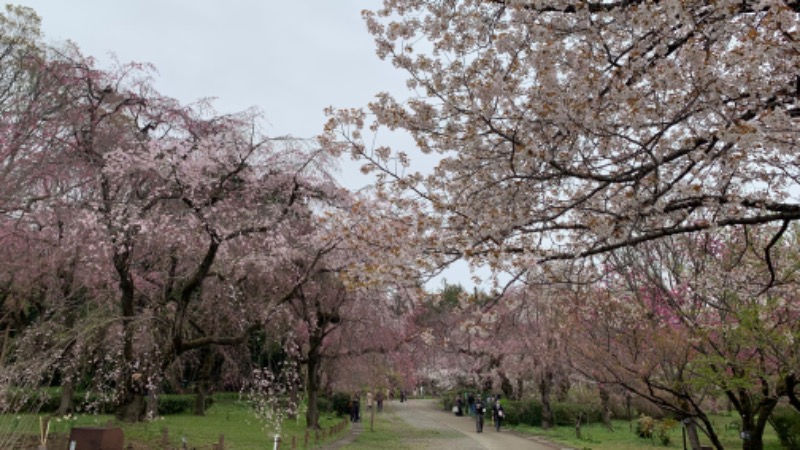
[67,427,124,450]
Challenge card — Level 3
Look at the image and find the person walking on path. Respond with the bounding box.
[492,397,505,432]
[350,394,361,423]
[474,396,485,433]
[467,392,476,417]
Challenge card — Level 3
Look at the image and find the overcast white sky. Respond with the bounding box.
[18,1,409,187]
[14,0,480,290]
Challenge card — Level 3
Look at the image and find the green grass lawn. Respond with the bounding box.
[511,415,784,450]
[0,395,349,449]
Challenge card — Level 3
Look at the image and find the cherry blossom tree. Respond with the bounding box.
[420,280,577,426]
[281,229,420,429]
[499,282,574,428]
[570,227,800,450]
[1,9,437,430]
[0,19,353,423]
[323,0,800,285]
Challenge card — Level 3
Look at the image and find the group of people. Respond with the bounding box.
[453,392,505,433]
[348,389,391,422]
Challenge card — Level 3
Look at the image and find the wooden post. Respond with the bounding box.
[291,435,296,449]
[161,427,169,449]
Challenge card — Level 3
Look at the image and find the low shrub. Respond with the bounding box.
[655,418,678,445]
[501,400,541,426]
[636,414,656,438]
[5,389,216,416]
[316,396,332,414]
[636,415,677,446]
[494,399,605,427]
[552,402,603,426]
[442,396,454,412]
[4,388,62,414]
[329,392,351,417]
[157,394,204,415]
[769,406,800,450]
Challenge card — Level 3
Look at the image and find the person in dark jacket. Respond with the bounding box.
[350,395,361,422]
[455,396,464,416]
[474,397,485,432]
[492,396,504,431]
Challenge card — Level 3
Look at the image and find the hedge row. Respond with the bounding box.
[501,400,603,426]
[5,389,211,416]
[442,395,604,427]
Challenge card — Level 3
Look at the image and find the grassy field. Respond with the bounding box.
[0,395,349,449]
[511,415,784,450]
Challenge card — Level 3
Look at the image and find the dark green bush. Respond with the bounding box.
[5,388,210,416]
[552,402,603,426]
[442,396,454,411]
[501,400,542,426]
[157,394,205,415]
[500,400,603,427]
[500,401,524,425]
[330,392,352,417]
[769,406,800,450]
[5,388,62,413]
[316,396,332,414]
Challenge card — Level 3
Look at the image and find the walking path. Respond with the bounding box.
[322,399,572,450]
[322,421,363,450]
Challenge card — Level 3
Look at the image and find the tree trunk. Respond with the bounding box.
[113,242,143,422]
[556,375,570,402]
[539,371,554,429]
[786,374,800,414]
[57,378,75,416]
[0,326,10,366]
[370,395,375,432]
[739,410,769,450]
[193,382,209,417]
[499,372,513,400]
[116,393,145,422]
[305,334,323,429]
[599,385,614,432]
[728,389,778,450]
[684,419,703,450]
[625,392,632,420]
[193,348,215,416]
[146,390,158,419]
